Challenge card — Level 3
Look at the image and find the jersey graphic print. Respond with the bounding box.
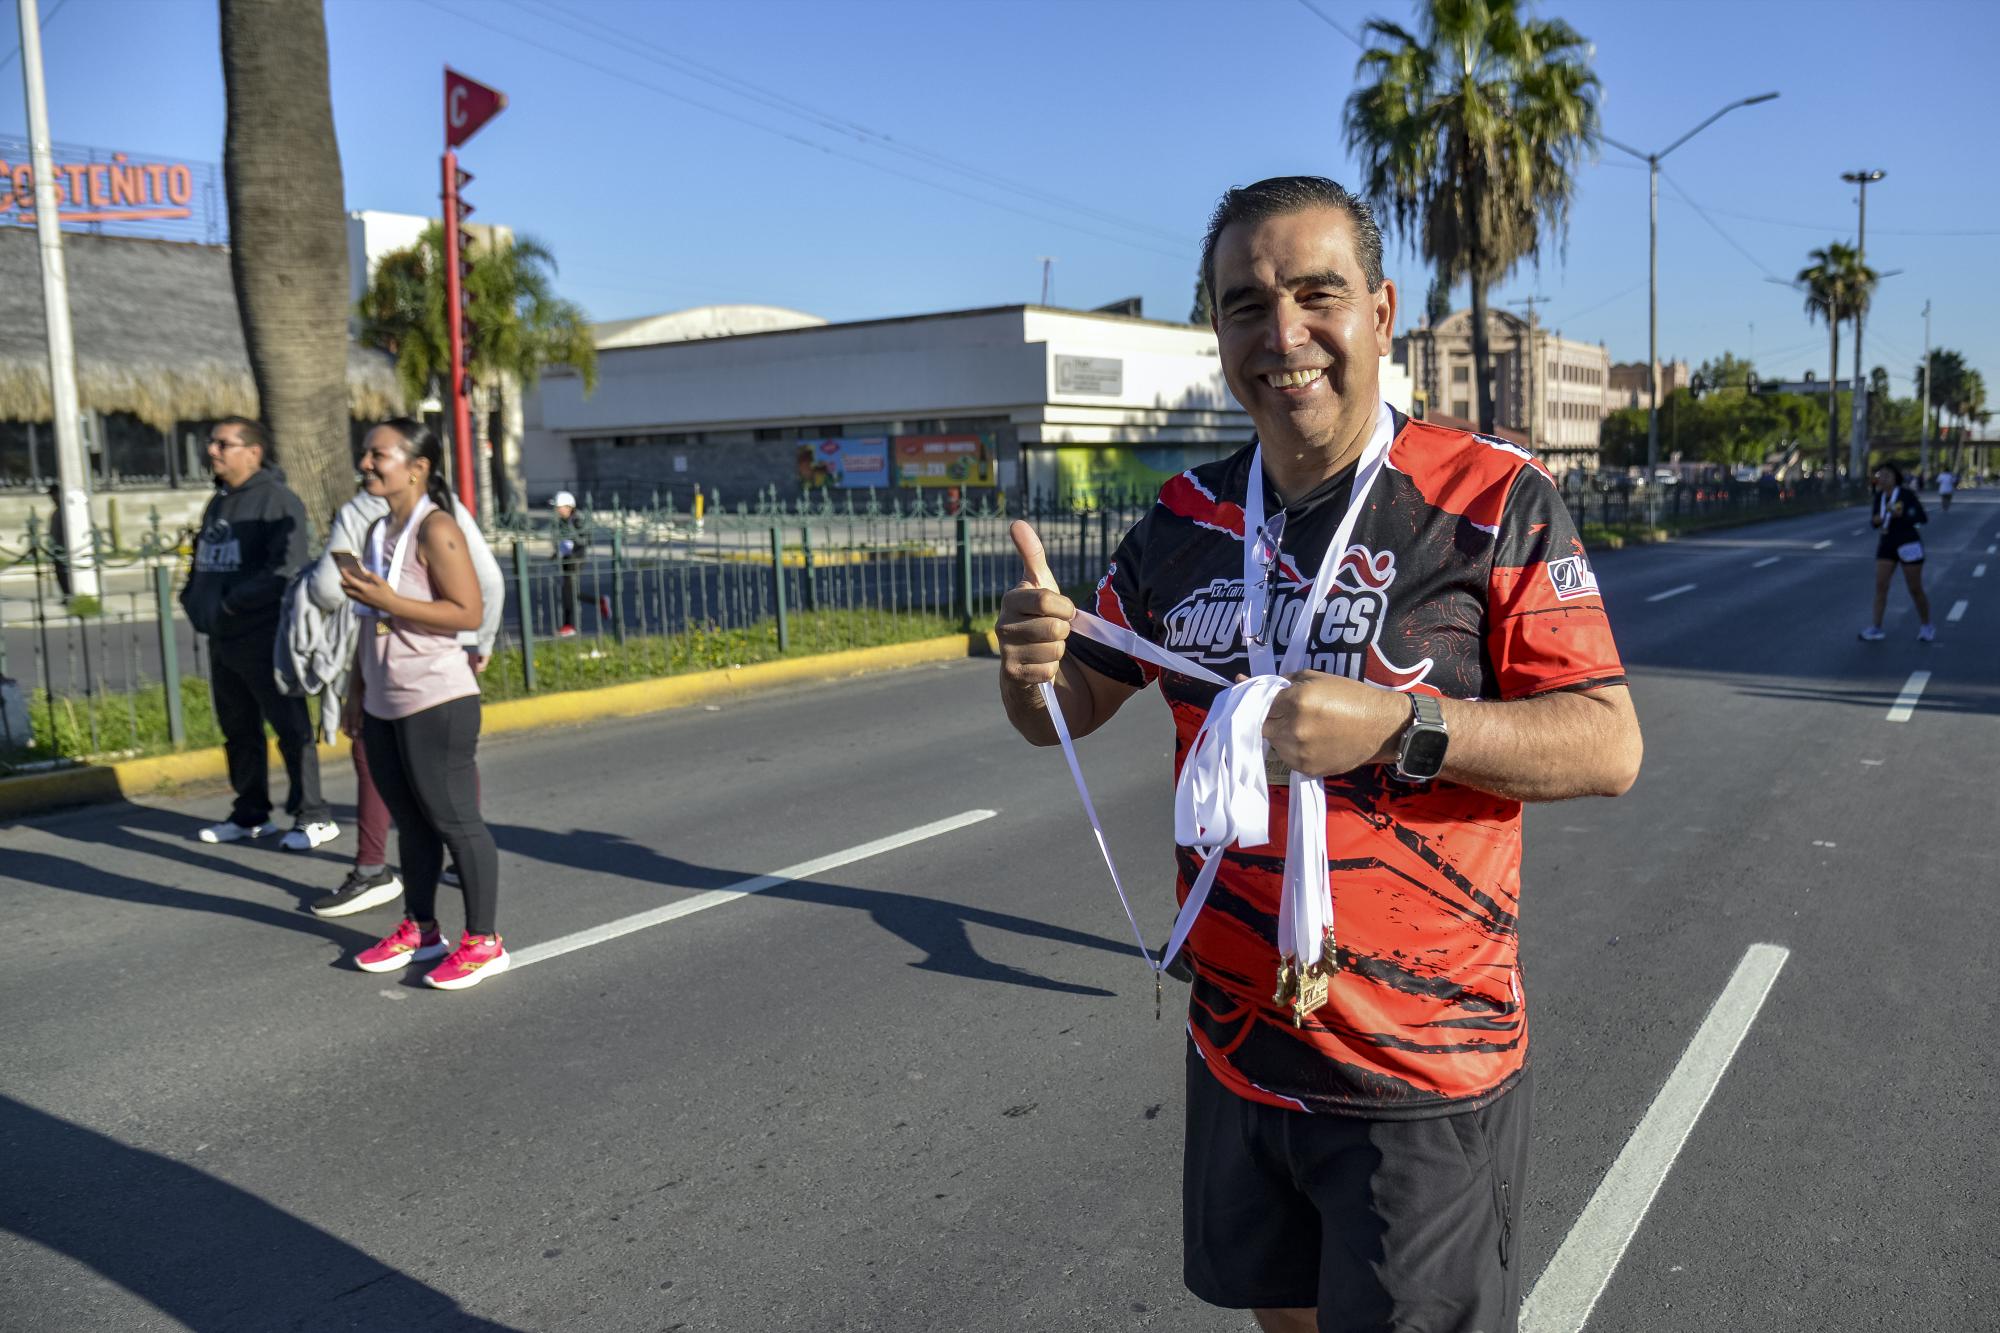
[1068,410,1626,1118]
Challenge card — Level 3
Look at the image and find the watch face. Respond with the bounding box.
[1402,727,1449,777]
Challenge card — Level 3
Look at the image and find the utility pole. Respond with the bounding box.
[15,0,98,600]
[1919,299,1932,479]
[1038,256,1056,307]
[1842,169,1885,479]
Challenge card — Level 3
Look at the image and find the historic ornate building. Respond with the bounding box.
[1396,308,1611,475]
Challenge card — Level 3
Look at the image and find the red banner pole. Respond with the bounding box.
[442,147,476,516]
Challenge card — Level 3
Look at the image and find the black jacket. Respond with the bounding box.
[1874,485,1927,547]
[180,466,312,642]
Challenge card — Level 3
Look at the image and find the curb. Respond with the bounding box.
[0,630,998,822]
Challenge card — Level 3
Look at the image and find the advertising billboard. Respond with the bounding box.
[892,434,995,488]
[797,437,891,489]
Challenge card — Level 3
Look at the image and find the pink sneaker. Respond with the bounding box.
[424,933,511,990]
[355,918,448,973]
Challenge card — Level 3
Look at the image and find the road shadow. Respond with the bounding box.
[0,1094,524,1331]
[13,800,370,946]
[492,822,1126,997]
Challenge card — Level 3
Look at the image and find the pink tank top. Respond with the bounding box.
[359,501,480,720]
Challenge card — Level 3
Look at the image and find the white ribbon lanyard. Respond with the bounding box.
[1040,405,1396,1001]
[362,496,433,623]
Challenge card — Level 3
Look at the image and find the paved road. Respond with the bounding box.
[3,494,1996,1332]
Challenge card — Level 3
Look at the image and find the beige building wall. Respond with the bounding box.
[1608,359,1691,412]
[1399,308,1609,473]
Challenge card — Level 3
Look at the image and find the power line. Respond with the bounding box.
[1667,199,2000,239]
[1658,169,1790,284]
[499,0,1195,252]
[0,0,71,74]
[1541,280,1647,325]
[1293,0,1368,49]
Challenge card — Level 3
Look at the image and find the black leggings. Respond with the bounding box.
[361,696,499,936]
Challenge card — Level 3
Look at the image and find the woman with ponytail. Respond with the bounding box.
[338,419,509,988]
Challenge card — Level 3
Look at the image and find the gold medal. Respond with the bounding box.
[375,618,389,637]
[1264,746,1291,786]
[1291,968,1330,1024]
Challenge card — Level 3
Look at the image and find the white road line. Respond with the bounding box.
[510,809,1000,970]
[1811,540,1833,550]
[1886,670,1931,723]
[1975,564,1988,578]
[1986,544,1996,555]
[1520,943,1790,1333]
[1848,528,1865,537]
[1751,556,1782,569]
[1947,600,1968,623]
[1645,583,1697,603]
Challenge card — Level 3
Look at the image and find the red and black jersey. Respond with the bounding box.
[1067,408,1625,1119]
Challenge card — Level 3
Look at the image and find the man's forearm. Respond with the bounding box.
[1429,687,1642,801]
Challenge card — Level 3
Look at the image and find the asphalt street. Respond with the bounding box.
[3,491,1996,1332]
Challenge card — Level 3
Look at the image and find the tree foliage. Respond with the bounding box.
[1600,389,1827,469]
[357,225,597,406]
[1694,350,1755,392]
[1345,0,1600,433]
[1797,241,1875,474]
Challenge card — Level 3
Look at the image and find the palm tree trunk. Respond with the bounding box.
[1468,278,1496,435]
[472,380,495,521]
[220,0,352,541]
[1827,323,1841,480]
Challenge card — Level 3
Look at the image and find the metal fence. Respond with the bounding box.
[0,477,1862,771]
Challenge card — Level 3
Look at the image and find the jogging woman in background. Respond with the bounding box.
[338,419,509,989]
[1860,462,1935,643]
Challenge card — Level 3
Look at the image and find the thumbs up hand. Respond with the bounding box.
[997,520,1076,690]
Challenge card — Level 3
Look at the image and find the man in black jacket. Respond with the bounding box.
[180,417,337,850]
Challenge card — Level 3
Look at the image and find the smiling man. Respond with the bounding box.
[996,178,1643,1333]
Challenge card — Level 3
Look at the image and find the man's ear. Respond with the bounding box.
[1374,278,1398,356]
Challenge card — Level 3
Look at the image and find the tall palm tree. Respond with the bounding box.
[219,0,352,538]
[1797,241,1875,478]
[1345,0,1600,436]
[357,226,597,513]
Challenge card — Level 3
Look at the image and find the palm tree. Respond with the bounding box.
[1797,241,1875,478]
[357,226,597,514]
[219,0,353,538]
[1345,0,1600,436]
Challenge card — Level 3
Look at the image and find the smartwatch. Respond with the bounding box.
[1394,693,1449,782]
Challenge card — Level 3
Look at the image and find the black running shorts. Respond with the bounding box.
[1876,535,1923,564]
[1182,1044,1530,1332]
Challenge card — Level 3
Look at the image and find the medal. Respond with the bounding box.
[375,618,389,637]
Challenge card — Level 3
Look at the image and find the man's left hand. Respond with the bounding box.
[1262,671,1409,778]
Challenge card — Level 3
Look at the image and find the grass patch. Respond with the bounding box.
[2,608,962,771]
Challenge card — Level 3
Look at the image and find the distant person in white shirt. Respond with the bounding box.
[1936,468,1955,512]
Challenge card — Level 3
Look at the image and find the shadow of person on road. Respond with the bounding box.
[0,1094,524,1332]
[491,822,1130,997]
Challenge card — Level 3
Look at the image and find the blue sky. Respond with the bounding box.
[7,0,1997,397]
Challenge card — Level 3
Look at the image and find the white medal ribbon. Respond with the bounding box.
[1040,404,1397,995]
[361,496,434,624]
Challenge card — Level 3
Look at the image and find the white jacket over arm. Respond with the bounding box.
[308,491,505,656]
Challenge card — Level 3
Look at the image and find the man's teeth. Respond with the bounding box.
[1265,368,1324,388]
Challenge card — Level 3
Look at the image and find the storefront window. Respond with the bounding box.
[102,413,171,485]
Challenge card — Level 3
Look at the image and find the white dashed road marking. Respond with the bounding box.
[1886,671,1931,723]
[1812,540,1833,550]
[509,809,1000,970]
[1646,584,1698,603]
[1752,556,1782,569]
[1947,600,1968,623]
[1976,564,1988,579]
[1521,944,1790,1333]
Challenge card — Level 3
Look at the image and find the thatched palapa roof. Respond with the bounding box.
[0,227,404,432]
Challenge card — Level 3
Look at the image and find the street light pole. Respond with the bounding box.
[1603,92,1779,520]
[1920,299,1932,479]
[1842,169,1884,479]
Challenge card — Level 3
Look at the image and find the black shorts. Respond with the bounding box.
[1182,1045,1530,1331]
[1876,536,1924,565]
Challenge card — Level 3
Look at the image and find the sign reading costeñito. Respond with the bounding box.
[0,151,197,224]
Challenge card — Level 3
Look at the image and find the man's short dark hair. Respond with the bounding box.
[215,415,274,466]
[1200,176,1386,309]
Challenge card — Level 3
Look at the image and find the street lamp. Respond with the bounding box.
[1604,92,1779,514]
[1841,169,1885,478]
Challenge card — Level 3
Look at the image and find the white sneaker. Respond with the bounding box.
[197,819,278,843]
[1917,623,1936,643]
[280,820,340,851]
[1857,625,1887,642]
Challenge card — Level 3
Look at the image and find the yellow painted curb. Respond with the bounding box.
[1,632,995,822]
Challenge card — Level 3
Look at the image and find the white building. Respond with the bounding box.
[525,303,1414,506]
